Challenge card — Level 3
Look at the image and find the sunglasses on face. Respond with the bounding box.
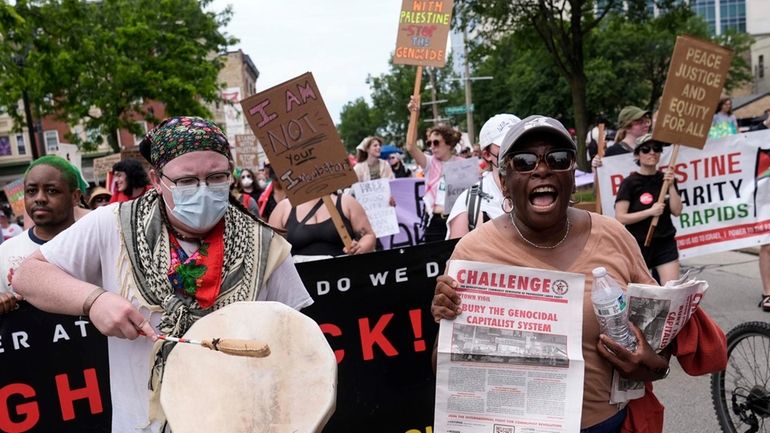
[427,139,443,147]
[638,143,663,154]
[507,149,576,173]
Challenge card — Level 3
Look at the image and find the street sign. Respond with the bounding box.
[444,104,473,115]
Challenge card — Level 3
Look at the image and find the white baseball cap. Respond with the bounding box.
[498,115,576,165]
[479,114,522,150]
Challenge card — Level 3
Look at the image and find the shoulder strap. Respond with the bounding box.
[467,181,483,230]
[299,199,325,225]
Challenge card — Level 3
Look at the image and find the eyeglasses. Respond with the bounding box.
[161,171,231,188]
[507,150,575,173]
[427,139,443,147]
[93,196,111,203]
[637,143,663,154]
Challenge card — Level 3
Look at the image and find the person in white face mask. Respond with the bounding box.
[13,116,313,433]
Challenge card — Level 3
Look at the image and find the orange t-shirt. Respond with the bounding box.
[449,211,656,429]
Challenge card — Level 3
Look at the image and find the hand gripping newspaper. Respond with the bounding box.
[435,260,586,433]
[610,271,709,404]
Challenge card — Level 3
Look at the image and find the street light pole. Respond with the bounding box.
[12,51,41,160]
[463,28,475,145]
[429,68,440,124]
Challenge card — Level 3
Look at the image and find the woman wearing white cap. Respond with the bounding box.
[353,136,394,182]
[446,114,521,239]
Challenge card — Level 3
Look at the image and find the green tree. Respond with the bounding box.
[456,0,622,169]
[0,0,235,152]
[337,97,381,153]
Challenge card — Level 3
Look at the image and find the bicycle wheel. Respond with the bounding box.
[711,321,770,433]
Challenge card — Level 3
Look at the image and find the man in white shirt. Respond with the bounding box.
[14,116,313,432]
[0,155,84,313]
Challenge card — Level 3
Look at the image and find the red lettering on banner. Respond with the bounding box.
[55,368,103,421]
[456,269,466,283]
[359,314,398,360]
[408,309,426,352]
[0,383,39,433]
[319,323,345,363]
[728,152,740,174]
[466,270,477,285]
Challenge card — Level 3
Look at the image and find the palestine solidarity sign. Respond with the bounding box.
[1,241,457,433]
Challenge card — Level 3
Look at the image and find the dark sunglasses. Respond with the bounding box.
[427,139,443,147]
[508,149,576,173]
[637,143,663,154]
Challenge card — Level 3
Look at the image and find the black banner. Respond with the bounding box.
[0,240,457,433]
[0,303,110,433]
[298,240,457,433]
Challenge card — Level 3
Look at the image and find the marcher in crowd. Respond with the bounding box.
[14,116,313,433]
[592,106,650,169]
[237,167,263,202]
[0,155,86,312]
[110,157,151,203]
[88,186,113,209]
[0,212,23,240]
[354,136,394,182]
[407,97,463,242]
[257,161,286,220]
[268,192,376,259]
[709,97,738,138]
[614,134,683,285]
[447,114,520,239]
[750,111,770,311]
[388,151,412,178]
[431,115,726,433]
[232,168,260,216]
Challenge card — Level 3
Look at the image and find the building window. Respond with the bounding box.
[16,134,26,155]
[44,130,59,152]
[0,136,10,156]
[759,55,765,79]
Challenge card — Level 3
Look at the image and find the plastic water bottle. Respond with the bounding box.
[591,267,637,352]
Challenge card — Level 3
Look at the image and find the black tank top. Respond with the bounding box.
[286,195,355,256]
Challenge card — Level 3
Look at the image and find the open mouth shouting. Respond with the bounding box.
[529,185,558,211]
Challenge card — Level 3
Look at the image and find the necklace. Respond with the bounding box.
[509,213,571,249]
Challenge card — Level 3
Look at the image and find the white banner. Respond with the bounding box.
[435,260,585,433]
[352,179,399,238]
[597,130,770,258]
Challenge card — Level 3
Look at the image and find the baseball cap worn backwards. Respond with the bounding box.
[498,115,576,166]
[140,116,231,170]
[617,106,650,129]
[479,114,522,150]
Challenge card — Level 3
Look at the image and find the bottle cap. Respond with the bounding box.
[592,267,607,278]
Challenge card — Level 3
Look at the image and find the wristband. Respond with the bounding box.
[82,287,107,316]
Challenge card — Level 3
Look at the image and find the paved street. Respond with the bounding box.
[655,249,768,433]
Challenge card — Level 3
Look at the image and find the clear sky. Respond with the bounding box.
[209,0,405,124]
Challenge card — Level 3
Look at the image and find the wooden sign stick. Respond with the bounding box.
[643,144,680,247]
[322,195,354,250]
[406,66,423,147]
[594,123,606,214]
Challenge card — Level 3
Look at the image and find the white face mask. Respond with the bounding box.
[240,177,253,188]
[257,179,267,189]
[161,180,230,232]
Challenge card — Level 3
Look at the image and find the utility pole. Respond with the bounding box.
[463,28,475,145]
[429,68,439,124]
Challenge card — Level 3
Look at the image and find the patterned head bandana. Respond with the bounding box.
[143,116,232,170]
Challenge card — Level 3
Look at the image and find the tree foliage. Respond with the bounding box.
[337,98,381,153]
[0,0,235,152]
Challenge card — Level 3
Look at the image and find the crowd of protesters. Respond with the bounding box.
[0,94,767,432]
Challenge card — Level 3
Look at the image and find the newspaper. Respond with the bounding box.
[609,272,709,403]
[434,260,586,433]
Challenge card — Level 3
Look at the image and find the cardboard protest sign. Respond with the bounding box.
[234,134,260,170]
[443,158,481,215]
[654,36,732,149]
[92,153,121,183]
[240,72,357,206]
[393,0,454,68]
[352,179,399,237]
[3,178,25,218]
